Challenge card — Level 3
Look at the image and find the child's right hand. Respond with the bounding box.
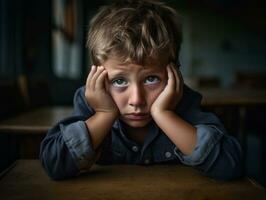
[85,65,119,116]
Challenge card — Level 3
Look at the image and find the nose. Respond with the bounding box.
[128,84,146,108]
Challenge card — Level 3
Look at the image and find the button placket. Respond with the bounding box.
[165,151,172,158]
[132,146,139,152]
[144,159,150,164]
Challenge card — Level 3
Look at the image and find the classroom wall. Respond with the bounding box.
[179,8,266,87]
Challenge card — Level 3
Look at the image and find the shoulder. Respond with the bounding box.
[73,86,95,117]
[176,85,224,126]
[73,86,85,100]
[177,84,202,112]
[73,86,86,107]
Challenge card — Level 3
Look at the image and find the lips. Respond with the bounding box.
[124,113,149,120]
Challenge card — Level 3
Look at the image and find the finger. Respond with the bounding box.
[95,69,108,90]
[177,67,184,92]
[105,72,111,93]
[171,65,180,89]
[166,65,176,91]
[86,65,96,89]
[172,65,184,97]
[90,66,105,90]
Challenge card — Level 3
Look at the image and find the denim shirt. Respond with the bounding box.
[40,85,243,180]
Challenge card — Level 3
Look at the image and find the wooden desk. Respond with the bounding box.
[0,106,73,134]
[0,160,265,200]
[199,88,266,106]
[0,106,72,158]
[199,88,266,148]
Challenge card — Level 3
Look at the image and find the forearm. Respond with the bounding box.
[85,112,117,150]
[153,110,197,155]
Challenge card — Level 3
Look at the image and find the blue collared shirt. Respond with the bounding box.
[40,85,243,180]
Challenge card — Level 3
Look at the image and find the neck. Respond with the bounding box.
[124,124,149,145]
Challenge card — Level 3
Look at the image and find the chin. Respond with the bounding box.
[122,119,151,128]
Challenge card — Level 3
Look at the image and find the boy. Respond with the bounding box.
[40,0,243,180]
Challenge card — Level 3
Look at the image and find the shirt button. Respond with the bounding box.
[144,159,150,164]
[132,146,139,152]
[165,151,172,158]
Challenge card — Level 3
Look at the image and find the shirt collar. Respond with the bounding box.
[115,119,160,151]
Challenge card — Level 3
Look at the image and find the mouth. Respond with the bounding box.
[123,113,150,121]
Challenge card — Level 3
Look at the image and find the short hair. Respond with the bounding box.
[87,0,182,67]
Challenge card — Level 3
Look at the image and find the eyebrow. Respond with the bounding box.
[107,63,165,78]
[143,67,163,72]
[108,70,128,79]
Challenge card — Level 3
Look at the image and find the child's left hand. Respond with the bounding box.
[150,64,183,116]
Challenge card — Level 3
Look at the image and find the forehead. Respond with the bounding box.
[102,58,167,72]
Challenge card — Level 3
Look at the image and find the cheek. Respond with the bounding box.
[109,88,127,110]
[147,84,165,104]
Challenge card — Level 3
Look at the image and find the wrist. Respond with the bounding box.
[85,110,119,150]
[151,109,173,120]
[95,110,119,121]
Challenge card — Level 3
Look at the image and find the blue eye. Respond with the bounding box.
[144,76,160,85]
[112,78,128,87]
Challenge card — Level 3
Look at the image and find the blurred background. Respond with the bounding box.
[0,0,265,186]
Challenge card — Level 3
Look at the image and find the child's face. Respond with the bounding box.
[103,58,168,128]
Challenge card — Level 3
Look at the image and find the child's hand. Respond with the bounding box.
[150,64,183,116]
[85,66,119,116]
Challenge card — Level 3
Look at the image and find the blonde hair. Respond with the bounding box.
[87,0,182,67]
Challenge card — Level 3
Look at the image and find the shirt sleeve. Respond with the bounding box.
[39,86,97,180]
[174,124,223,165]
[174,85,244,180]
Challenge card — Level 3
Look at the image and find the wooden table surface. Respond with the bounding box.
[0,160,265,200]
[0,106,73,134]
[199,88,266,106]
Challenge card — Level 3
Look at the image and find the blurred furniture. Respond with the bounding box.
[200,88,266,106]
[0,77,30,173]
[197,76,221,88]
[233,71,266,89]
[0,106,72,158]
[199,87,266,140]
[0,160,265,200]
[0,78,28,120]
[199,87,266,172]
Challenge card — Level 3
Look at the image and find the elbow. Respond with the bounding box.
[39,130,82,180]
[198,144,244,181]
[39,144,79,181]
[40,154,68,181]
[40,155,78,181]
[207,162,244,181]
[223,155,245,181]
[206,135,244,181]
[203,151,244,181]
[45,168,69,181]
